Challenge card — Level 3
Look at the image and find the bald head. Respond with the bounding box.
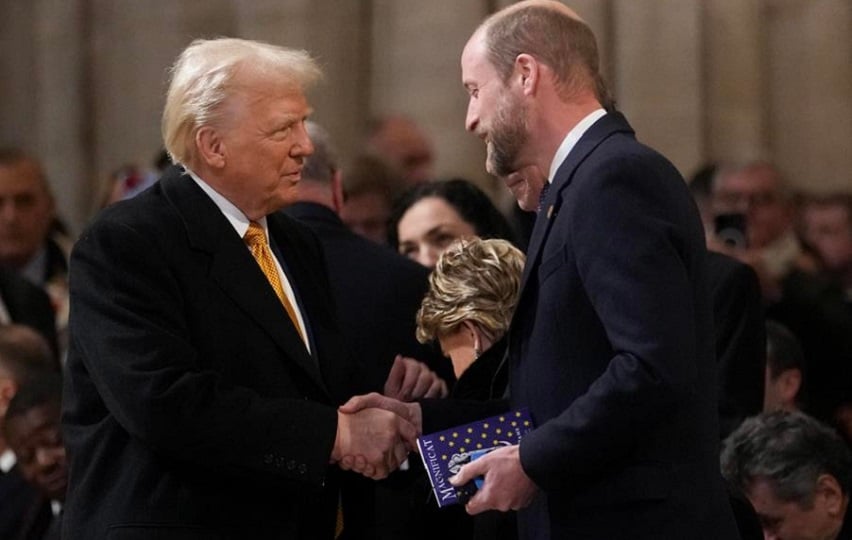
[473,0,609,107]
[496,0,583,21]
[365,115,434,186]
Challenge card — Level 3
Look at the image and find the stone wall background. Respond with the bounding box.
[1,0,849,232]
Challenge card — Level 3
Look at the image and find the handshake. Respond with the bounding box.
[329,355,441,479]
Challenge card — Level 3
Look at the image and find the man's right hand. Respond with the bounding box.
[331,406,417,479]
[340,392,423,435]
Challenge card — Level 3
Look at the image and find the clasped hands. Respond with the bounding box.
[335,391,538,514]
[330,355,446,479]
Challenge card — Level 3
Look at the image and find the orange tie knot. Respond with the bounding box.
[244,221,267,246]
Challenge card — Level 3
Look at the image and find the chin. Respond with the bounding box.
[518,198,537,213]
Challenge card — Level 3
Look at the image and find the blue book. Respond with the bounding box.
[416,408,534,507]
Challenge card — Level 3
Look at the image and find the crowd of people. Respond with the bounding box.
[1,1,851,539]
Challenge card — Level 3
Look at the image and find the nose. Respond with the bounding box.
[35,446,58,468]
[292,122,314,158]
[465,99,479,133]
[417,244,439,269]
[0,199,16,222]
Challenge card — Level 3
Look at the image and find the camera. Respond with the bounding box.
[713,212,748,250]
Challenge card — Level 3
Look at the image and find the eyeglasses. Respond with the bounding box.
[713,190,779,210]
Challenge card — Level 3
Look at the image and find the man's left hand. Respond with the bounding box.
[449,444,538,513]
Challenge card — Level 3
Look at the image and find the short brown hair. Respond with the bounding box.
[0,324,55,383]
[483,2,612,107]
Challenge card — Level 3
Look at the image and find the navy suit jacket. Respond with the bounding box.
[62,167,353,539]
[511,113,739,539]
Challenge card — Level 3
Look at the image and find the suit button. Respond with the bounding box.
[287,460,296,471]
[298,464,307,475]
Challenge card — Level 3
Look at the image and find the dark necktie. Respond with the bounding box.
[537,181,551,213]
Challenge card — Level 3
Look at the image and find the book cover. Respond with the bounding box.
[416,408,534,507]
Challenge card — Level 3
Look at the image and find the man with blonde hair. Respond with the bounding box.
[62,38,415,539]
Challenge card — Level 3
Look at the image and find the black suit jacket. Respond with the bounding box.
[0,268,58,358]
[283,202,457,540]
[0,466,41,539]
[706,251,765,438]
[282,202,451,391]
[10,495,57,540]
[62,168,354,539]
[510,112,738,538]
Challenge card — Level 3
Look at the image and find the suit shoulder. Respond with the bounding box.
[338,233,429,284]
[706,251,760,292]
[86,184,179,236]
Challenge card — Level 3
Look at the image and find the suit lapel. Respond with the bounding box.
[517,112,635,303]
[160,169,328,394]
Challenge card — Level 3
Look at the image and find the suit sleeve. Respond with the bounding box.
[520,156,705,485]
[713,260,765,438]
[68,217,338,488]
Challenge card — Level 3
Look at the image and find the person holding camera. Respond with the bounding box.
[710,161,852,427]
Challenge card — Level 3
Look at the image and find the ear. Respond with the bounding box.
[814,474,845,517]
[779,369,802,404]
[515,53,540,96]
[460,320,481,350]
[0,378,17,417]
[331,169,345,214]
[195,126,227,169]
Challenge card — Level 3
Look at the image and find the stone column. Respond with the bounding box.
[0,1,39,151]
[370,0,488,188]
[611,0,703,177]
[233,0,371,168]
[702,0,766,164]
[87,0,234,223]
[764,0,852,193]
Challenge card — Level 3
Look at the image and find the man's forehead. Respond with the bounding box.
[8,404,59,436]
[461,34,492,82]
[0,160,45,188]
[462,32,486,65]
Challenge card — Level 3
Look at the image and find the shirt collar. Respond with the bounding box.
[547,108,607,183]
[184,167,268,238]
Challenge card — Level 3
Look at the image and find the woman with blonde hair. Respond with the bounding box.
[415,236,525,539]
[417,237,525,398]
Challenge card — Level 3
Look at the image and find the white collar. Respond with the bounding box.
[548,108,607,183]
[184,167,268,238]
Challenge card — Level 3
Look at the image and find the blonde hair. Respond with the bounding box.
[162,38,321,167]
[416,237,525,344]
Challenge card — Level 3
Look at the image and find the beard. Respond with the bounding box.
[485,92,529,177]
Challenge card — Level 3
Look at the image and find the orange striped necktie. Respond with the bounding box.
[244,221,306,344]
